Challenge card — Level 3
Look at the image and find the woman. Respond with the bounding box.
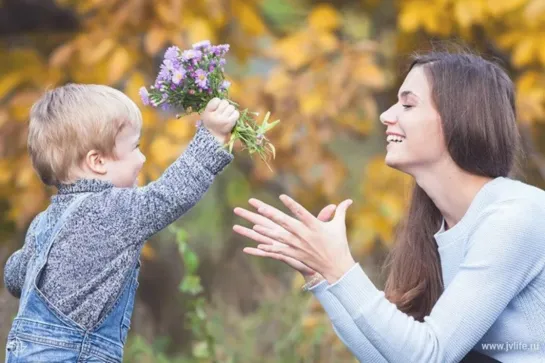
[233,51,545,363]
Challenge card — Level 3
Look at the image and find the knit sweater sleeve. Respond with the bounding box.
[103,125,233,242]
[326,199,545,363]
[3,214,41,298]
[310,281,388,363]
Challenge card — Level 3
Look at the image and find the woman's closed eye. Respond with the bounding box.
[402,104,413,110]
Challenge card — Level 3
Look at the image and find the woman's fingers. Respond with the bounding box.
[233,224,283,246]
[279,194,319,228]
[249,198,307,237]
[317,204,336,222]
[234,207,278,229]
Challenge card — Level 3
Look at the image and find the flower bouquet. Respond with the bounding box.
[139,40,279,168]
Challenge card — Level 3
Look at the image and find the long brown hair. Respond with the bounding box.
[383,51,523,321]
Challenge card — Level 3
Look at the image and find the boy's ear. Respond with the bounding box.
[85,149,108,175]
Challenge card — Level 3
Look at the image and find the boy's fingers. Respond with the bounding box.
[216,100,229,113]
[205,98,221,112]
[225,105,236,116]
[228,111,240,124]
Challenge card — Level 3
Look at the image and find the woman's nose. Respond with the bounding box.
[380,106,397,125]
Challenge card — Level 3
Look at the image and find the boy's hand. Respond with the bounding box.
[201,98,239,144]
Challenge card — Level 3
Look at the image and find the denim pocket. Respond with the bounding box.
[5,339,17,363]
[5,336,78,362]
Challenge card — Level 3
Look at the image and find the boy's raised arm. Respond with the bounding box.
[106,124,233,242]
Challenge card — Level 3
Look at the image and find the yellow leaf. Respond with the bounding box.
[497,32,524,49]
[0,72,23,100]
[454,0,486,28]
[273,32,312,70]
[85,38,116,65]
[0,108,8,128]
[150,135,179,167]
[315,31,339,53]
[49,43,75,68]
[9,91,41,122]
[486,0,526,17]
[399,1,427,32]
[141,244,156,260]
[108,46,132,84]
[524,0,545,21]
[354,61,385,89]
[165,118,193,141]
[125,71,147,103]
[233,0,267,36]
[517,71,540,93]
[156,2,176,25]
[512,37,538,67]
[540,40,545,67]
[186,18,215,46]
[15,163,36,188]
[0,159,13,185]
[145,26,168,56]
[264,68,292,95]
[299,89,323,116]
[308,4,340,32]
[301,314,321,330]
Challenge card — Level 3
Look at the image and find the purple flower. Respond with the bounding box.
[139,87,150,106]
[163,59,175,71]
[194,69,208,89]
[219,58,226,66]
[192,40,211,50]
[182,49,203,62]
[164,46,180,62]
[157,66,171,83]
[217,44,230,55]
[220,80,231,90]
[172,68,187,85]
[256,133,264,145]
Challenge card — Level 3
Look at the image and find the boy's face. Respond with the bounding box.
[105,123,146,188]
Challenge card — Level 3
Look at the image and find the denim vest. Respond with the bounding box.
[5,193,140,363]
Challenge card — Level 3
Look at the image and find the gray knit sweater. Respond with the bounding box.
[4,126,233,329]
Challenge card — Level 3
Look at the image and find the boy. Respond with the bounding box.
[3,84,238,362]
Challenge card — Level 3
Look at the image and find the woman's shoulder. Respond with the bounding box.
[471,178,545,240]
[482,177,545,213]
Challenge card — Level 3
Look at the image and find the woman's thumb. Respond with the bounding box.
[333,199,353,221]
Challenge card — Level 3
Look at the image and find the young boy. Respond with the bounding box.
[3,84,238,362]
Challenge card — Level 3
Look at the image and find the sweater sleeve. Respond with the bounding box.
[104,125,233,242]
[326,200,545,363]
[3,214,41,298]
[310,281,388,363]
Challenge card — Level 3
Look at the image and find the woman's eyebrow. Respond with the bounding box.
[398,90,420,100]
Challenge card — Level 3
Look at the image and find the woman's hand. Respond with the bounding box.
[233,202,337,277]
[233,194,357,283]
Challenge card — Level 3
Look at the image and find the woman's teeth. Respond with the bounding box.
[387,135,405,143]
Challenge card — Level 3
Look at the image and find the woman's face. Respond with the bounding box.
[380,66,449,175]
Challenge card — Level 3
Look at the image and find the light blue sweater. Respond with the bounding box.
[311,177,545,363]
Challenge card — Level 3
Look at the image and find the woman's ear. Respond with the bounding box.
[84,149,108,175]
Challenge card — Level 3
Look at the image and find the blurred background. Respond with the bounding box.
[1,0,545,362]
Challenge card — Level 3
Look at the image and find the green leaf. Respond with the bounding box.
[183,249,199,274]
[180,275,203,295]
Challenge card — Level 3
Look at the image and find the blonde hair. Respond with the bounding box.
[28,83,143,185]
